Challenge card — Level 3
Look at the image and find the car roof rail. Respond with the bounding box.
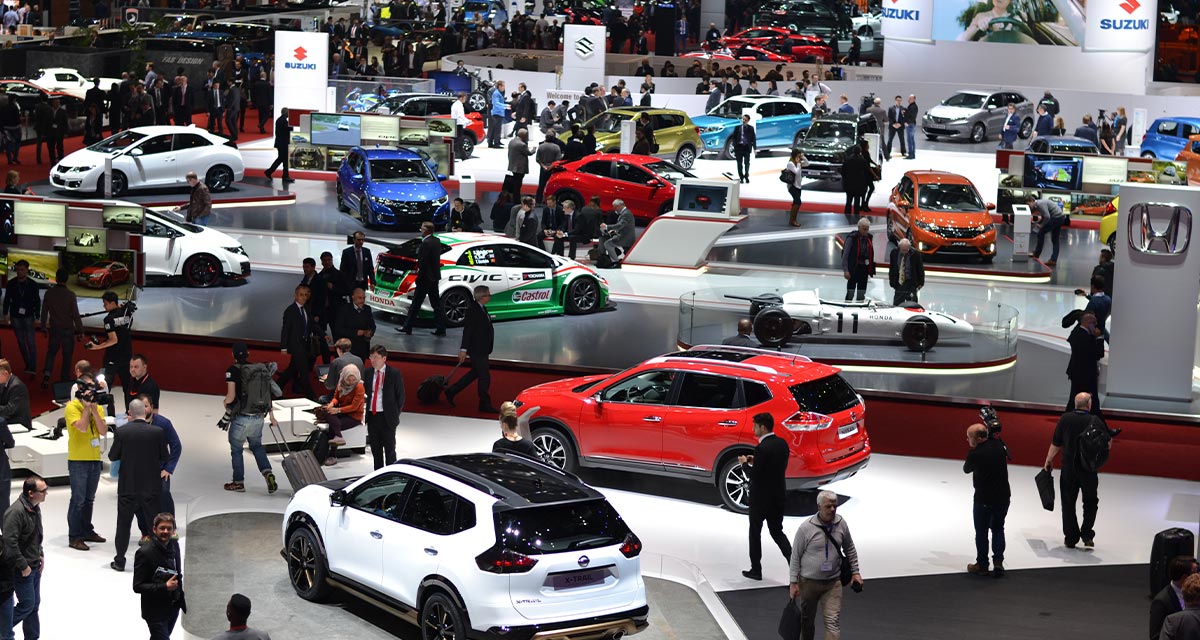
[691,344,813,363]
[404,453,601,507]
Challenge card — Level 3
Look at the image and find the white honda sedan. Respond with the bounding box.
[51,126,245,197]
[28,68,121,99]
[142,209,251,287]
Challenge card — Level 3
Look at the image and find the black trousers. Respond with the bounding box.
[733,145,752,181]
[886,125,905,157]
[1067,375,1101,415]
[748,503,791,572]
[44,328,75,382]
[114,491,159,563]
[104,356,132,412]
[1060,469,1099,544]
[551,235,583,260]
[402,280,444,332]
[846,265,871,301]
[278,349,314,399]
[502,172,525,199]
[892,286,919,306]
[448,352,491,409]
[209,108,224,133]
[366,412,397,470]
[266,146,290,179]
[844,190,866,220]
[257,107,272,131]
[536,167,551,201]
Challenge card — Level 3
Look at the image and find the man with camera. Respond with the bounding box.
[0,360,30,515]
[65,373,108,551]
[84,291,135,412]
[109,398,167,573]
[132,512,186,640]
[964,419,1010,577]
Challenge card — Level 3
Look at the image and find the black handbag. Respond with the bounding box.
[778,597,801,640]
[1035,468,1055,511]
[819,526,853,586]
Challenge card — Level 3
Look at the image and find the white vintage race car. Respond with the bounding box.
[728,290,973,351]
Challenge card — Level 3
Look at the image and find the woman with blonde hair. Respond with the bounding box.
[322,364,365,466]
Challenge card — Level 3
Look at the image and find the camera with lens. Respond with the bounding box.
[979,405,1002,437]
[75,380,113,406]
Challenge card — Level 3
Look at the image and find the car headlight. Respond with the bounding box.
[431,196,448,207]
[89,272,105,279]
[914,219,936,232]
[223,246,247,257]
[949,119,968,125]
[979,223,995,233]
[71,165,96,173]
[701,125,725,133]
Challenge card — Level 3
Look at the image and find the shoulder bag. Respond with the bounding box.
[818,525,853,586]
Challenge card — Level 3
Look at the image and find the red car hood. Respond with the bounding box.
[78,266,106,276]
[518,373,611,400]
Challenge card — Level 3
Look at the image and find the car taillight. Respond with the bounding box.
[475,546,538,573]
[619,532,642,558]
[694,126,702,135]
[1104,201,1115,215]
[782,411,834,432]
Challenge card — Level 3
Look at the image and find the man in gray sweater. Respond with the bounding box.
[788,490,863,640]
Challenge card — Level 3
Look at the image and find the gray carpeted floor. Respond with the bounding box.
[182,512,725,640]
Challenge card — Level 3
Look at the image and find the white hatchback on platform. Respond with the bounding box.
[282,452,649,640]
[50,126,244,196]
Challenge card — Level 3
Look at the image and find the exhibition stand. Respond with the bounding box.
[623,178,746,270]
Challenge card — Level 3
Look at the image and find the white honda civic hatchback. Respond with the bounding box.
[50,126,244,196]
[282,452,649,640]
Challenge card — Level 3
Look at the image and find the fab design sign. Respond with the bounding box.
[881,0,933,43]
[273,31,330,120]
[1085,0,1154,51]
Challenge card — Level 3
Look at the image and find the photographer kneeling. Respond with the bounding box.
[65,373,110,551]
[963,414,1010,577]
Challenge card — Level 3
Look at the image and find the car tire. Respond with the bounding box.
[421,591,467,640]
[859,25,873,37]
[747,293,783,317]
[467,91,488,114]
[553,189,583,213]
[675,144,696,169]
[358,201,372,226]
[717,456,752,514]
[752,307,792,347]
[455,134,475,160]
[286,526,332,602]
[183,253,221,288]
[101,276,111,288]
[335,182,349,212]
[1018,118,1034,139]
[440,288,473,327]
[1107,234,1115,252]
[531,425,578,473]
[565,277,600,314]
[970,123,987,144]
[205,165,235,192]
[100,171,128,197]
[901,316,939,351]
[721,136,736,161]
[981,253,995,264]
[793,128,808,149]
[1141,151,1156,159]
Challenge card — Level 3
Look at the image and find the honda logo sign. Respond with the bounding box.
[1127,202,1192,255]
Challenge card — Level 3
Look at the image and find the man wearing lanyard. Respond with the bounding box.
[788,490,864,640]
[4,260,42,376]
[340,231,375,294]
[363,346,405,470]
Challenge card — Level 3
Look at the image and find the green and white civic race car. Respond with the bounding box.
[366,233,612,326]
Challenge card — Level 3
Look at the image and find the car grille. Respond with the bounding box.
[923,224,988,238]
[379,199,435,216]
[241,262,251,276]
[926,116,949,124]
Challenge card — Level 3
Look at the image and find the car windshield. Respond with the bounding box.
[806,120,855,140]
[642,161,694,183]
[495,499,631,555]
[369,159,432,181]
[89,131,146,153]
[148,210,203,233]
[941,93,987,109]
[590,111,636,133]
[709,99,753,119]
[463,1,490,10]
[918,183,986,212]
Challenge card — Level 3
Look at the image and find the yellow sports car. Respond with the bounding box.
[1099,196,1118,250]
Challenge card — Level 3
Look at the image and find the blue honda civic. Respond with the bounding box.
[336,147,450,229]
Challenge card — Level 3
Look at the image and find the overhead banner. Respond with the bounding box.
[1084,0,1154,52]
[931,0,1083,46]
[562,25,607,92]
[273,31,330,120]
[881,0,934,43]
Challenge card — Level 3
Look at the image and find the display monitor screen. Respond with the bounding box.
[674,180,737,216]
[102,205,145,231]
[13,201,66,238]
[1081,157,1128,185]
[311,113,362,147]
[66,227,107,254]
[6,248,59,286]
[360,114,400,142]
[1023,154,1083,191]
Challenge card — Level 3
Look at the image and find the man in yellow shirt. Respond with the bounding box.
[66,373,108,551]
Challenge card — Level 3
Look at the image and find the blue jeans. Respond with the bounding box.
[229,414,271,482]
[905,123,916,158]
[67,460,102,541]
[146,607,179,640]
[10,317,36,373]
[12,567,39,640]
[193,215,211,226]
[972,501,1009,568]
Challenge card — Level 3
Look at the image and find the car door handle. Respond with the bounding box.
[424,547,438,556]
[643,416,662,423]
[717,420,738,427]
[370,530,383,539]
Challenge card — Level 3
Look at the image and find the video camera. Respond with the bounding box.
[859,92,876,114]
[978,405,1002,437]
[75,380,113,406]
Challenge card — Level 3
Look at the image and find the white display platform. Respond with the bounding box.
[623,212,747,270]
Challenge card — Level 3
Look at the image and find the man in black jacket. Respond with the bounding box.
[1065,312,1104,414]
[739,413,791,581]
[364,346,405,469]
[401,222,447,336]
[278,285,315,399]
[731,113,756,184]
[333,288,376,361]
[340,231,375,293]
[5,475,45,640]
[265,107,292,183]
[133,512,186,640]
[885,95,905,160]
[1152,556,1199,640]
[445,286,497,413]
[250,71,272,134]
[888,239,925,305]
[841,216,874,301]
[109,399,168,572]
[0,361,29,515]
[3,259,40,377]
[1044,392,1104,550]
[964,423,1010,576]
[171,76,192,126]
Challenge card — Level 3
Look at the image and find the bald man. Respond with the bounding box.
[723,318,757,347]
[1044,392,1104,549]
[964,422,1010,576]
[889,238,924,305]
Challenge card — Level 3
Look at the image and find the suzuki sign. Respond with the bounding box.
[272,31,329,119]
[563,25,607,89]
[881,0,933,43]
[1085,0,1154,51]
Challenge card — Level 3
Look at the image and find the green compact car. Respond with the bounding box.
[561,106,704,169]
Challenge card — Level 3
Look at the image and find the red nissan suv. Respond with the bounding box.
[515,345,870,512]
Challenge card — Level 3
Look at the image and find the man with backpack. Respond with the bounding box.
[1043,392,1110,550]
[222,343,279,494]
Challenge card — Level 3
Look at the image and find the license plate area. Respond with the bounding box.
[550,568,609,591]
[837,421,860,440]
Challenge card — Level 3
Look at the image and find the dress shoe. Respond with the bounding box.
[1064,537,1078,549]
[110,560,125,572]
[861,206,873,212]
[741,569,762,580]
[431,330,446,336]
[1082,537,1095,548]
[69,539,89,551]
[330,436,347,446]
[480,405,500,413]
[992,561,1006,577]
[397,327,413,335]
[282,177,295,184]
[966,563,989,575]
[1045,260,1057,267]
[264,170,273,180]
[84,532,106,543]
[444,390,457,407]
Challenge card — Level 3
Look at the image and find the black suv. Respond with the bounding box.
[755,0,851,37]
[797,113,879,180]
[368,93,477,159]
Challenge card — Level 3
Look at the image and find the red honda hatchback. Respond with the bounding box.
[544,153,694,220]
[515,345,871,512]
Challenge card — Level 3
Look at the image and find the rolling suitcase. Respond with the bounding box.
[1150,528,1196,597]
[268,420,326,493]
[417,364,460,405]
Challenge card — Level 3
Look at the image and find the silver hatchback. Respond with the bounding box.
[922,90,1035,144]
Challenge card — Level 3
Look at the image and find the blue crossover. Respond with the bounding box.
[336,147,450,228]
[692,95,812,159]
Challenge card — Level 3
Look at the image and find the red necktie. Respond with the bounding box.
[373,370,383,413]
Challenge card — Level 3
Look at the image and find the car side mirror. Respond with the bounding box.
[986,202,996,211]
[436,174,447,181]
[646,179,662,188]
[129,147,143,156]
[352,173,363,181]
[592,392,604,404]
[329,489,347,507]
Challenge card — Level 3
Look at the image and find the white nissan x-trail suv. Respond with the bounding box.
[282,452,649,640]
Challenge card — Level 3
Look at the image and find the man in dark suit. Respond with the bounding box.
[1152,556,1199,640]
[722,319,758,347]
[739,413,791,580]
[888,239,925,305]
[265,107,292,183]
[333,288,376,361]
[251,72,273,133]
[207,81,225,135]
[400,222,447,336]
[300,257,330,364]
[364,346,405,470]
[340,231,375,293]
[132,512,187,640]
[0,361,29,515]
[732,113,756,184]
[600,199,636,267]
[445,286,497,413]
[277,284,315,399]
[1065,312,1104,414]
[109,399,168,572]
[886,95,906,160]
[171,76,192,126]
